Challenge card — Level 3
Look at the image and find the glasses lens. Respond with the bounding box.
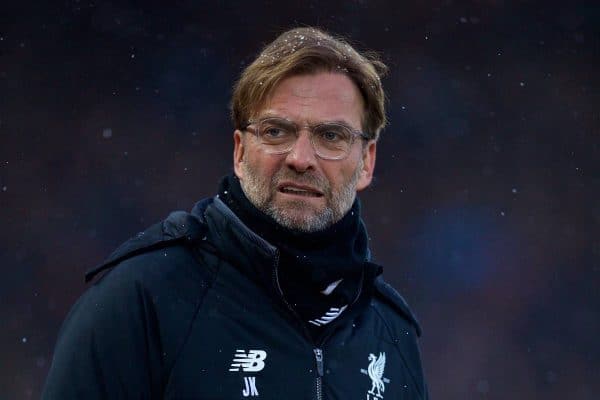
[312,124,353,159]
[252,118,358,160]
[258,118,296,153]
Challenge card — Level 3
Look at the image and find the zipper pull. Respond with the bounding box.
[313,348,324,377]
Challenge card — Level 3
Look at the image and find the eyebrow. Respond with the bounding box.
[256,113,357,129]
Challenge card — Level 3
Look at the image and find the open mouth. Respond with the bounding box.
[278,185,324,198]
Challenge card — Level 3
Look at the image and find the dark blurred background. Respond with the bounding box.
[1,1,598,399]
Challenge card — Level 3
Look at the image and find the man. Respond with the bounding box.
[43,27,428,399]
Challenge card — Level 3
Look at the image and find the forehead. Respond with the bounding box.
[257,72,364,128]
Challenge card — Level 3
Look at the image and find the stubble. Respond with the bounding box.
[239,156,363,232]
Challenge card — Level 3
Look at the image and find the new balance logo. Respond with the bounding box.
[229,349,267,372]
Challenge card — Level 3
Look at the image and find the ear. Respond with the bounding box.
[355,140,377,192]
[233,130,245,180]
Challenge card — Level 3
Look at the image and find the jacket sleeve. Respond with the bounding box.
[41,264,164,399]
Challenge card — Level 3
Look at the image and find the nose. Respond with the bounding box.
[284,130,318,172]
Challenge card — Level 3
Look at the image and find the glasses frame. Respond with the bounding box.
[243,116,370,161]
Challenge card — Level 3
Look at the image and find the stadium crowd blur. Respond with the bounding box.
[1,1,598,399]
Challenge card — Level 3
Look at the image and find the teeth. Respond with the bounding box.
[281,186,321,197]
[284,187,308,193]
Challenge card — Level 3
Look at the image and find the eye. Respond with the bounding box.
[258,119,295,143]
[321,130,342,142]
[315,125,350,143]
[263,126,285,138]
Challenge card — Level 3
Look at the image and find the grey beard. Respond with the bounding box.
[239,159,363,232]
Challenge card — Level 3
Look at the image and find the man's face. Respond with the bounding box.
[233,72,376,232]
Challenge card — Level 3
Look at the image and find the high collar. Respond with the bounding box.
[191,192,378,294]
[191,194,383,342]
[216,174,371,289]
[193,197,278,290]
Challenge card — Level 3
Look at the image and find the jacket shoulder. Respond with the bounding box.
[85,209,208,282]
[43,209,217,398]
[373,275,422,337]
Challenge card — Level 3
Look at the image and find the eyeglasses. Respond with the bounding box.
[243,117,369,160]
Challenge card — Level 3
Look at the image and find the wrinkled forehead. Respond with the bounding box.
[253,72,365,129]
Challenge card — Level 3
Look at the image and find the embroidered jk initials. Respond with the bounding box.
[242,376,259,397]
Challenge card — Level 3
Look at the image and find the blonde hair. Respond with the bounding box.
[231,27,388,141]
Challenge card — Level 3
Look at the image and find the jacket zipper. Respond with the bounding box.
[272,254,324,399]
[271,252,367,400]
[314,348,324,400]
[310,271,365,400]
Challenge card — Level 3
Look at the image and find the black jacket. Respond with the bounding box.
[42,197,428,399]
